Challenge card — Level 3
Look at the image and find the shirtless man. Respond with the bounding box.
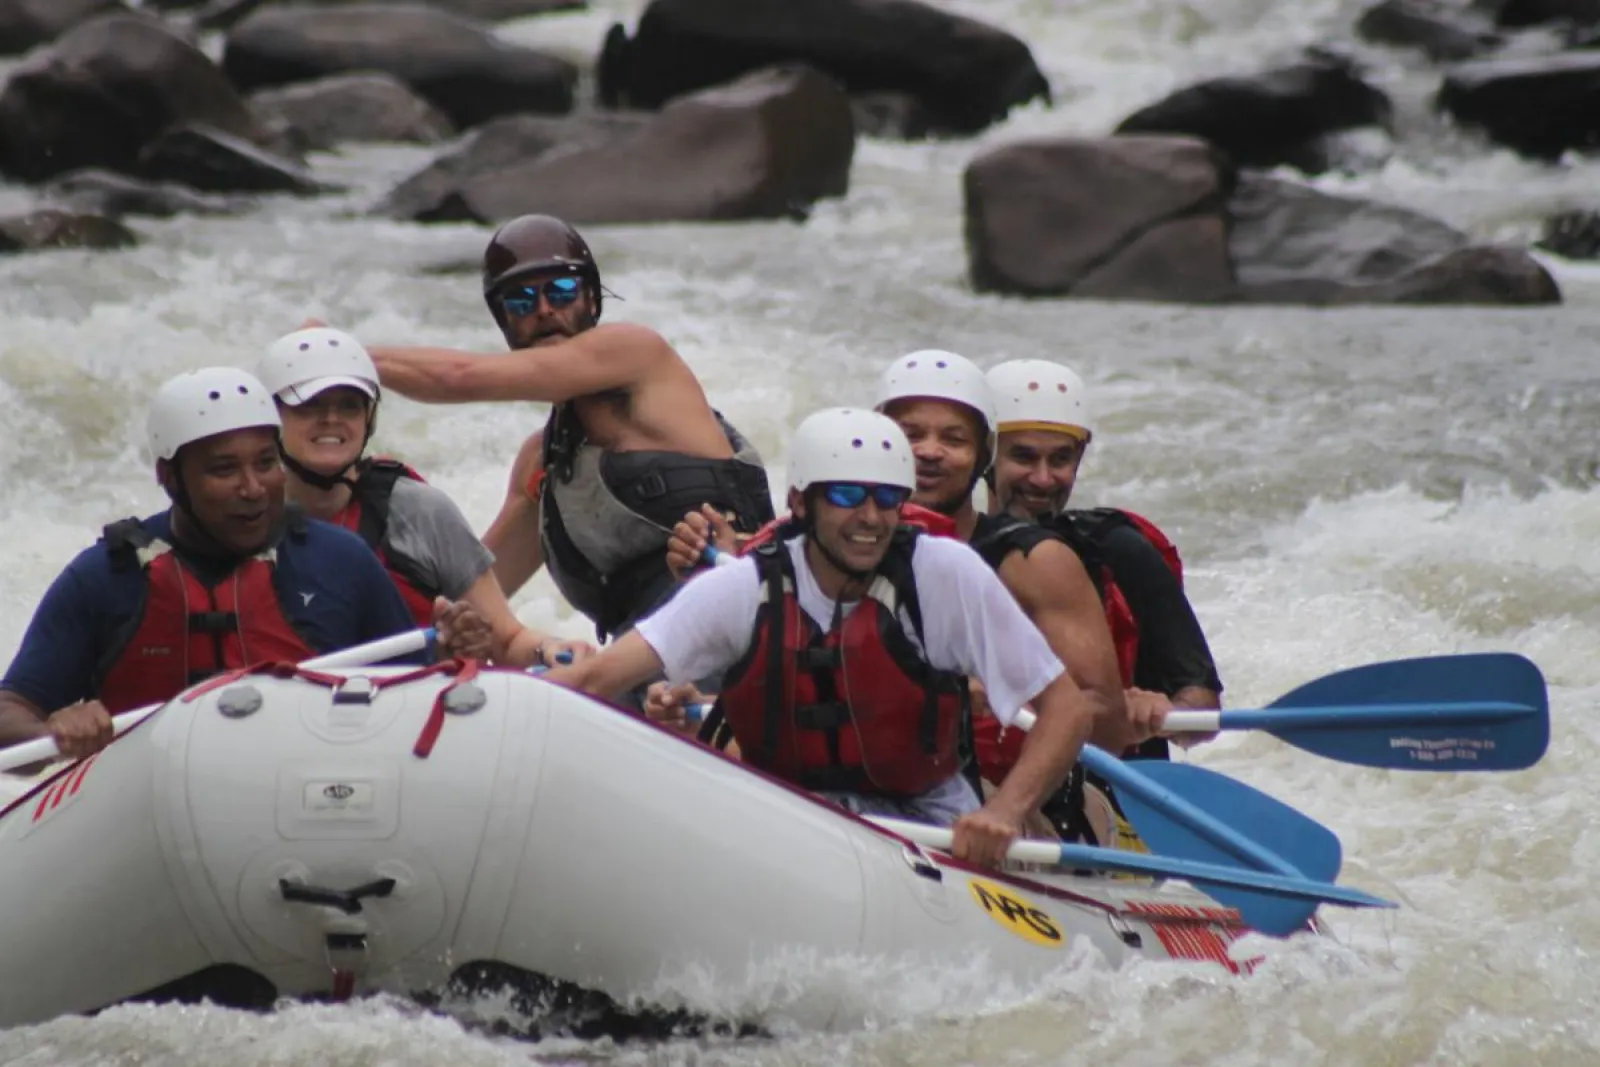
[362,214,775,647]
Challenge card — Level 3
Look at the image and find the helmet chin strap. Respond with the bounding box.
[280,448,359,493]
[276,415,375,493]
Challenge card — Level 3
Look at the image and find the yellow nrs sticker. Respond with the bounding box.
[968,878,1064,948]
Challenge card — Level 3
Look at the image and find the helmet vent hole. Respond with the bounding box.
[207,390,221,400]
[1028,382,1040,391]
[851,438,863,449]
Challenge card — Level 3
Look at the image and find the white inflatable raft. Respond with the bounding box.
[0,665,1278,1032]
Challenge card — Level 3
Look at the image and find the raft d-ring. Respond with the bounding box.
[331,676,378,705]
[217,684,264,719]
[442,682,487,715]
[899,843,944,882]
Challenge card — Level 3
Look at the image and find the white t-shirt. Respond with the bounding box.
[633,535,1065,724]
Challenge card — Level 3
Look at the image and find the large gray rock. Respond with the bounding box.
[0,0,126,56]
[961,135,1559,305]
[389,64,856,225]
[1228,174,1559,304]
[40,169,252,217]
[309,0,585,16]
[1356,0,1503,61]
[136,124,329,194]
[1492,0,1600,26]
[249,72,454,149]
[964,136,1236,301]
[1114,53,1392,174]
[0,15,276,183]
[222,4,577,129]
[1438,51,1600,159]
[0,210,137,253]
[597,0,1049,136]
[379,111,652,220]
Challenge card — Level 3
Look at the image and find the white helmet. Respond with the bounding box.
[147,367,281,462]
[787,407,914,493]
[873,349,997,462]
[256,327,379,406]
[987,359,1094,442]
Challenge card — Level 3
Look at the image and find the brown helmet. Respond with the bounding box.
[482,214,602,324]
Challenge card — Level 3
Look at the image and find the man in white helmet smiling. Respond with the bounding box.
[257,327,592,671]
[545,408,1096,867]
[984,360,1222,774]
[0,368,488,762]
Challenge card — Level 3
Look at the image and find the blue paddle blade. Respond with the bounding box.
[1105,758,1343,934]
[1266,653,1550,772]
[1047,844,1393,937]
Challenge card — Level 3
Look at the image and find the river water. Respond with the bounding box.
[2,0,1598,1063]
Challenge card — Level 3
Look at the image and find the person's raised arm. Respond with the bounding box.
[369,324,670,405]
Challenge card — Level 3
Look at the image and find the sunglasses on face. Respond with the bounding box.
[821,482,913,510]
[499,275,584,316]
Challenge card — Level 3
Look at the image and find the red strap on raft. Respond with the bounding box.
[180,658,487,759]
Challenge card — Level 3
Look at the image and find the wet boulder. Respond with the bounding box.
[222,4,577,130]
[1438,51,1600,158]
[1492,0,1600,26]
[0,210,137,253]
[1114,53,1392,174]
[0,0,127,56]
[964,135,1236,301]
[0,15,276,183]
[1535,208,1600,258]
[393,64,856,225]
[597,0,1049,136]
[961,136,1559,305]
[388,0,585,16]
[1227,174,1559,304]
[136,124,329,195]
[249,72,454,150]
[40,169,252,217]
[378,110,652,220]
[1356,0,1503,61]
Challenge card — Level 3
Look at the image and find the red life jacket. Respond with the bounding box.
[737,502,956,556]
[95,519,316,715]
[967,508,1186,783]
[1057,508,1184,688]
[716,527,968,798]
[332,458,440,626]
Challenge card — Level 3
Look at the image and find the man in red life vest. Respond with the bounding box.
[545,408,1097,868]
[982,359,1223,844]
[985,359,1223,744]
[0,368,490,764]
[256,326,592,670]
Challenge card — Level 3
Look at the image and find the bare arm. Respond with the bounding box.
[369,323,671,405]
[999,542,1134,751]
[483,430,548,597]
[985,670,1093,821]
[542,631,664,701]
[0,689,48,754]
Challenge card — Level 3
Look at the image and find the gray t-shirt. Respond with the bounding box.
[384,477,495,600]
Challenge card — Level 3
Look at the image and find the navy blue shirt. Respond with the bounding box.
[1,510,425,714]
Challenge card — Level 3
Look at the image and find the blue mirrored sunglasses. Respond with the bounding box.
[500,276,583,316]
[821,482,912,510]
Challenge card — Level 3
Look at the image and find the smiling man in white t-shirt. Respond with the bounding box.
[545,407,1098,868]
